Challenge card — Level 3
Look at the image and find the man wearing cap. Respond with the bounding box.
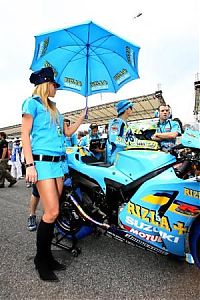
[107,99,133,164]
[80,123,105,160]
[21,66,86,281]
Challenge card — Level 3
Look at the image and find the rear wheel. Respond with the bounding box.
[189,218,200,268]
[56,198,83,236]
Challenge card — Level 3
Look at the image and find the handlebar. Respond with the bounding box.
[172,146,200,179]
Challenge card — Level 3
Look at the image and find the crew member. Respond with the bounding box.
[151,105,182,151]
[107,99,133,164]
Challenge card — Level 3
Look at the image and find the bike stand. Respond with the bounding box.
[52,229,81,257]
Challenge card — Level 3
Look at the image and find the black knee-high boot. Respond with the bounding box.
[34,219,59,281]
[45,221,66,272]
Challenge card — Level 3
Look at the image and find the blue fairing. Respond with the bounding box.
[66,147,133,192]
[119,173,200,257]
[181,127,200,149]
[115,150,176,180]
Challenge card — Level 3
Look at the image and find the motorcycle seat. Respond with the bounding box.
[86,161,112,167]
[81,155,111,167]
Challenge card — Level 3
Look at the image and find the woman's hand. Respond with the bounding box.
[26,165,38,184]
[81,107,88,120]
[64,107,88,137]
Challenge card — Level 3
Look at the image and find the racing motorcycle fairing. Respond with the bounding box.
[181,127,200,149]
[57,127,200,267]
[119,171,200,257]
[114,150,176,180]
[67,146,133,192]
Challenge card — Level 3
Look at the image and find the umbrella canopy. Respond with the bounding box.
[30,21,140,98]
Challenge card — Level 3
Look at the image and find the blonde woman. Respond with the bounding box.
[21,67,86,282]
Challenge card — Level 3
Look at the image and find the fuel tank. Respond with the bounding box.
[114,150,176,180]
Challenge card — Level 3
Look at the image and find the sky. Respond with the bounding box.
[0,0,199,128]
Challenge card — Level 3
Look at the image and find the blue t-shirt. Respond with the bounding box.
[22,95,65,156]
[79,132,102,160]
[79,132,100,147]
[157,119,182,149]
[64,133,78,147]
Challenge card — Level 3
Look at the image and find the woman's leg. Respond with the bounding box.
[36,178,62,223]
[34,177,64,281]
[37,177,64,260]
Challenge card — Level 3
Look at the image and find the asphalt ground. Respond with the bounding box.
[0,179,200,300]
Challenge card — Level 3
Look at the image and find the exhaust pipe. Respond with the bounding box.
[69,195,110,230]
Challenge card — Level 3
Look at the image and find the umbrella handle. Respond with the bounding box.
[85,107,88,119]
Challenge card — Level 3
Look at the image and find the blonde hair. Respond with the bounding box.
[33,82,59,122]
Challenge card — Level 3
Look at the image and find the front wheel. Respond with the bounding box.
[189,218,200,268]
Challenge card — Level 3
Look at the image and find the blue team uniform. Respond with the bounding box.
[157,119,182,150]
[64,134,78,147]
[80,132,102,160]
[22,95,66,180]
[107,118,128,164]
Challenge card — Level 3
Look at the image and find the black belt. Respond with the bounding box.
[33,154,65,162]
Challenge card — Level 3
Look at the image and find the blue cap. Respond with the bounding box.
[115,99,133,116]
[29,67,60,88]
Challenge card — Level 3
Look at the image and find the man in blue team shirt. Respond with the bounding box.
[151,105,182,151]
[107,99,133,164]
[80,124,105,160]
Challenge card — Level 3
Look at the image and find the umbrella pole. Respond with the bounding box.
[85,35,90,120]
[85,96,88,119]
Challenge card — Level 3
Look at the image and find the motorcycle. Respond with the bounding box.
[53,127,200,267]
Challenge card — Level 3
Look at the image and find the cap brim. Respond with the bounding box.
[117,102,133,115]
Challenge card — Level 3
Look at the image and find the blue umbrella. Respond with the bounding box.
[30,21,140,105]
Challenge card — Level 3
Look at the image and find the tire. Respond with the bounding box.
[189,218,200,268]
[56,198,83,235]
